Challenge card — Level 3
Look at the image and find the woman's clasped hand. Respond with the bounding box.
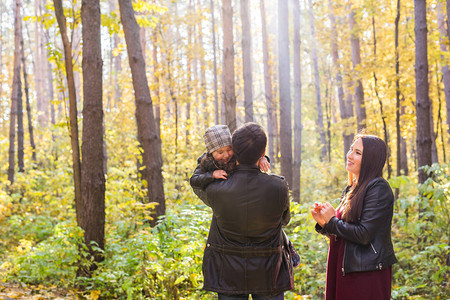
[311,202,335,228]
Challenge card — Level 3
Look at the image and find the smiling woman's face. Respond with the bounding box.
[346,138,363,179]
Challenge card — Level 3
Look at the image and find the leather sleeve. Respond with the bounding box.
[192,187,212,207]
[315,185,350,238]
[315,223,331,238]
[281,180,290,226]
[323,179,394,245]
[190,154,215,189]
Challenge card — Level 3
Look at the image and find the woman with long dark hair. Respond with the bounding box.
[311,134,397,300]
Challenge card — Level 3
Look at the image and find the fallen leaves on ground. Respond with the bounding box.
[0,283,79,300]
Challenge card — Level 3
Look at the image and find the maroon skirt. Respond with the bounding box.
[325,211,392,300]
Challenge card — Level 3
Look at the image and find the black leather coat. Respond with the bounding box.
[192,164,294,295]
[316,177,398,274]
[190,153,221,190]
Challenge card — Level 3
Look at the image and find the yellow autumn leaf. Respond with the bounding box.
[89,290,101,300]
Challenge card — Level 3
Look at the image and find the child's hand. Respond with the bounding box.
[257,156,271,173]
[212,170,228,180]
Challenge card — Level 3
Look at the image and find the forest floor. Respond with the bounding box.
[0,283,77,300]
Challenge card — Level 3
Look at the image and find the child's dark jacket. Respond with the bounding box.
[190,153,219,190]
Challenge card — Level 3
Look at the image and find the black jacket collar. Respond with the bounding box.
[235,164,259,171]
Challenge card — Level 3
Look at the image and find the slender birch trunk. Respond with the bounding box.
[437,2,450,158]
[446,0,450,144]
[278,0,292,185]
[8,0,22,183]
[309,0,327,161]
[0,1,3,102]
[197,0,208,128]
[17,18,25,173]
[223,0,236,132]
[152,28,161,138]
[260,0,276,165]
[395,0,402,179]
[292,0,302,202]
[429,96,438,163]
[240,0,253,122]
[414,0,432,185]
[329,0,353,161]
[349,7,366,130]
[210,0,219,124]
[24,41,37,163]
[53,0,82,224]
[34,0,45,127]
[372,16,391,178]
[119,0,165,226]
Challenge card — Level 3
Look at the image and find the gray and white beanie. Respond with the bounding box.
[203,125,232,153]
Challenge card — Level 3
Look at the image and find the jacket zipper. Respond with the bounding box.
[370,242,378,254]
[342,241,346,276]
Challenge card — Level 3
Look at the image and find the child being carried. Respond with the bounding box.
[190,125,300,268]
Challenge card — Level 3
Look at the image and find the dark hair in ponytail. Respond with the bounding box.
[340,134,387,222]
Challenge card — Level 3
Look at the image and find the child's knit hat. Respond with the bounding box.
[203,125,232,153]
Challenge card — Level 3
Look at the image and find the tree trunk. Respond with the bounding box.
[80,0,105,273]
[34,0,45,127]
[240,0,253,122]
[372,16,391,178]
[436,68,447,162]
[292,0,302,203]
[196,0,208,128]
[439,99,447,162]
[193,22,200,129]
[437,2,450,161]
[8,0,22,184]
[325,76,332,162]
[53,0,82,224]
[278,0,292,186]
[222,0,236,132]
[47,53,56,161]
[414,0,432,184]
[119,0,165,226]
[165,41,179,157]
[23,35,37,163]
[73,27,82,107]
[113,34,122,108]
[260,0,277,166]
[395,0,402,180]
[108,0,121,109]
[0,1,3,101]
[309,0,327,161]
[152,29,161,139]
[344,64,356,147]
[187,0,193,146]
[329,0,353,161]
[349,8,366,130]
[447,0,450,145]
[17,21,24,173]
[210,0,219,124]
[400,102,408,174]
[429,96,438,163]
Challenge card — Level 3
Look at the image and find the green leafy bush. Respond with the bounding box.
[390,163,449,299]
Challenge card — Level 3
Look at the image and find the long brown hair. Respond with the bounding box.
[339,134,387,222]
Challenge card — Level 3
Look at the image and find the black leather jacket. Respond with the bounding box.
[190,153,219,190]
[192,164,294,295]
[190,153,269,190]
[316,177,397,274]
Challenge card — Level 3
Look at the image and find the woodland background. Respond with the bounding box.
[0,0,448,299]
